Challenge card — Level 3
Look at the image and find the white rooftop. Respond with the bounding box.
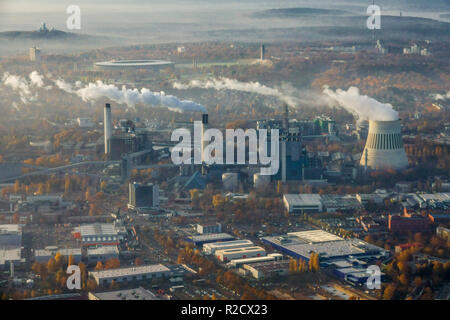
[189,233,234,242]
[91,287,159,300]
[0,224,21,234]
[87,246,119,255]
[419,193,450,202]
[216,246,264,254]
[0,248,22,265]
[204,239,253,249]
[287,230,343,243]
[89,264,170,279]
[284,194,322,206]
[80,223,117,237]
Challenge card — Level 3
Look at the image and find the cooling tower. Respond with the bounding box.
[104,103,112,154]
[360,120,409,170]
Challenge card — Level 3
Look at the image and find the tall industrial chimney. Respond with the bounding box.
[281,104,289,182]
[359,120,409,170]
[201,113,208,163]
[104,103,112,154]
[201,114,208,175]
[260,44,265,61]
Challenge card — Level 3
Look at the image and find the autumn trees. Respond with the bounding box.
[30,255,96,297]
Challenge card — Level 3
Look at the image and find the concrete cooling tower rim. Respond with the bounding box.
[360,119,409,170]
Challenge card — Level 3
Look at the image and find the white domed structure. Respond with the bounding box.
[360,120,409,170]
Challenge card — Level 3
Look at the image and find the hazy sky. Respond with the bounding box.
[1,0,449,35]
[0,0,448,56]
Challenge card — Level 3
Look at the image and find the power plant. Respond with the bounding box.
[360,120,409,171]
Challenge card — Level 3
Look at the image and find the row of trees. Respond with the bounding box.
[288,253,320,274]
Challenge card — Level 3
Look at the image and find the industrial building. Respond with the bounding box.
[34,247,82,263]
[87,246,119,265]
[0,248,23,269]
[283,194,323,213]
[262,230,388,264]
[256,110,328,183]
[196,223,222,235]
[128,182,159,210]
[88,287,160,300]
[227,253,283,268]
[103,103,154,161]
[417,193,450,208]
[388,213,431,234]
[186,233,234,246]
[356,193,386,206]
[0,224,22,247]
[89,264,171,285]
[333,267,386,286]
[215,246,266,262]
[243,260,290,280]
[74,223,125,247]
[360,120,409,171]
[320,194,363,213]
[0,224,23,270]
[203,239,254,255]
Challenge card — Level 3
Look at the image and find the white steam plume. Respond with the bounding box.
[173,77,300,108]
[2,72,35,103]
[55,79,206,113]
[432,91,450,101]
[54,78,75,93]
[32,71,52,90]
[322,86,398,121]
[2,71,51,103]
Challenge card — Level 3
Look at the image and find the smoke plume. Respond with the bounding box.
[29,71,51,89]
[55,79,206,113]
[2,72,35,103]
[173,77,301,108]
[433,91,450,101]
[2,71,52,103]
[322,86,399,121]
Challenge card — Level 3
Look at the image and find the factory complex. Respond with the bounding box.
[262,230,389,264]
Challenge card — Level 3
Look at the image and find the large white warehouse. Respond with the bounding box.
[89,264,171,285]
[215,246,266,262]
[203,239,254,255]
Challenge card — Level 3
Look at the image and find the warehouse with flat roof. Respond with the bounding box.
[0,224,22,248]
[262,230,388,263]
[87,246,119,265]
[243,260,290,280]
[227,253,283,268]
[186,233,234,246]
[89,264,171,285]
[203,239,254,255]
[283,194,323,213]
[34,248,82,263]
[77,223,122,246]
[88,287,160,300]
[215,246,265,262]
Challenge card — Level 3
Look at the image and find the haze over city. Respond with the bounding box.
[0,0,448,307]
